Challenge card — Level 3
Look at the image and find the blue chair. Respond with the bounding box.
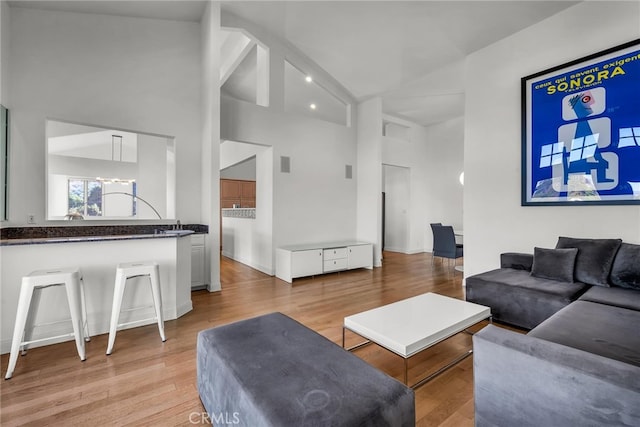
[429,223,442,255]
[431,225,463,270]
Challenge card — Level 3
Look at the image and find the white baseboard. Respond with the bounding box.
[406,248,424,255]
[384,247,423,255]
[221,251,274,276]
[176,301,193,318]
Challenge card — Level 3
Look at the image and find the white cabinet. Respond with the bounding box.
[324,247,348,260]
[323,247,348,272]
[276,242,373,283]
[348,244,373,269]
[276,248,323,283]
[191,234,206,290]
[291,249,324,278]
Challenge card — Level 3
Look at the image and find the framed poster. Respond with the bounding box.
[522,39,640,206]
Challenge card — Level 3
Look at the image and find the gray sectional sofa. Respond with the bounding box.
[466,237,640,426]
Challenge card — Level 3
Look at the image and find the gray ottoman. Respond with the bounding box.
[197,312,415,426]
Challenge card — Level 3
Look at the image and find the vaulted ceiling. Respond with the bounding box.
[221,1,579,125]
[9,0,580,126]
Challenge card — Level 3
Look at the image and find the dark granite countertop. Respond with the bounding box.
[1,231,195,246]
[0,224,208,246]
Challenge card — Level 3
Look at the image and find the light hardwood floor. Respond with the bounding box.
[1,252,490,426]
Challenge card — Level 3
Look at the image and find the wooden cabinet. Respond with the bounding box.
[241,181,255,199]
[220,179,256,209]
[276,242,373,283]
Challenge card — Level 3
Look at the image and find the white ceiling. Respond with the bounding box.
[8,0,208,22]
[9,0,579,126]
[221,1,579,125]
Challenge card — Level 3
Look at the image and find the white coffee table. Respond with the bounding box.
[343,292,491,388]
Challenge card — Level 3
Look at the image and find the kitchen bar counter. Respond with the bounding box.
[0,230,193,354]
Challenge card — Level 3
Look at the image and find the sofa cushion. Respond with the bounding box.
[466,268,589,330]
[555,237,622,287]
[500,252,533,271]
[578,286,640,312]
[531,247,578,283]
[529,300,640,367]
[609,242,640,290]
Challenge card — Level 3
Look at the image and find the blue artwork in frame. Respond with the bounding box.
[522,39,640,206]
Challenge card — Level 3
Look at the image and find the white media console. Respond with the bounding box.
[275,242,373,283]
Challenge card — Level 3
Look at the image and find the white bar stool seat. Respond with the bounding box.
[5,267,90,380]
[106,261,166,355]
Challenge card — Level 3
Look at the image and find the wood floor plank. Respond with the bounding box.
[1,252,489,425]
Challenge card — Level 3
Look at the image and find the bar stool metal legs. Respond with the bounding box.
[5,267,89,380]
[106,261,166,355]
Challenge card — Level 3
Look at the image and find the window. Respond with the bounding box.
[67,179,138,218]
[68,179,103,217]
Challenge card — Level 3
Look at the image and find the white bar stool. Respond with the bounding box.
[5,267,90,380]
[106,261,166,355]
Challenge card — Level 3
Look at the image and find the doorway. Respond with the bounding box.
[382,164,410,253]
[219,140,274,275]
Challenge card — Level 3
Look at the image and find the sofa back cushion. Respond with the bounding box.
[609,243,640,289]
[531,247,578,282]
[555,237,622,287]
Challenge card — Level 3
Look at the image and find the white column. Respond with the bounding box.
[356,97,383,267]
[201,1,222,291]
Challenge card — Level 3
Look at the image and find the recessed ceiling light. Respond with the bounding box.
[305,76,313,83]
[310,103,317,110]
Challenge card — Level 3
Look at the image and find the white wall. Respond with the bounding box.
[222,99,357,253]
[424,116,464,250]
[464,1,640,278]
[137,134,169,219]
[0,0,9,106]
[221,12,358,265]
[221,156,257,180]
[6,7,202,226]
[0,1,9,223]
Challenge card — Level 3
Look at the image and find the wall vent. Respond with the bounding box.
[280,156,291,173]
